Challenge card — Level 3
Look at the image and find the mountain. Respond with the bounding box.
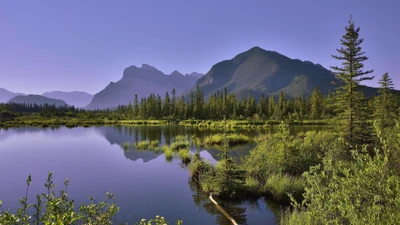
[85,64,203,110]
[7,95,69,107]
[184,46,387,99]
[42,91,93,108]
[0,88,26,103]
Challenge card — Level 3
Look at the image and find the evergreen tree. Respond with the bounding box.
[309,86,324,120]
[163,92,171,118]
[330,16,374,149]
[375,73,397,130]
[133,94,139,118]
[268,95,275,119]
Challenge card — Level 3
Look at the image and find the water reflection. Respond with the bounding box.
[0,125,326,224]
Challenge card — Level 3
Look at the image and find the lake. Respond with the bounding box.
[0,125,323,224]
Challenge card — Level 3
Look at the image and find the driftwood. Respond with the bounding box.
[209,195,238,225]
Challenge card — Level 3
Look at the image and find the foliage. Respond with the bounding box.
[330,16,374,151]
[283,146,400,225]
[374,73,398,132]
[0,172,119,225]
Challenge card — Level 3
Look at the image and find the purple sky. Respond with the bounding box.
[1,0,399,94]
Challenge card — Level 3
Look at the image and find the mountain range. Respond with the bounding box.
[85,64,203,110]
[0,89,93,108]
[2,46,397,109]
[0,88,26,103]
[7,95,69,107]
[42,91,93,108]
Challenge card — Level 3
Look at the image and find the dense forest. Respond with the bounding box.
[1,81,399,123]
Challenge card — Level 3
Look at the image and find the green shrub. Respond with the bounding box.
[178,149,192,163]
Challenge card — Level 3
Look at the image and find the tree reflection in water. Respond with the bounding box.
[189,180,248,225]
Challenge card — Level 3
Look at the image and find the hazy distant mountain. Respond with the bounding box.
[184,46,387,99]
[185,72,204,79]
[42,91,93,108]
[7,95,69,107]
[85,64,203,110]
[0,88,26,103]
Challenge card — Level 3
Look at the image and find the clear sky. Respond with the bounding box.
[1,0,399,94]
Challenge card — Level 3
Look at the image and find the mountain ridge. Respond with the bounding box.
[0,88,26,103]
[42,91,93,108]
[184,46,390,99]
[85,64,204,110]
[7,94,69,107]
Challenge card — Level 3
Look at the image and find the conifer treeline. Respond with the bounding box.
[113,83,399,121]
[1,83,399,122]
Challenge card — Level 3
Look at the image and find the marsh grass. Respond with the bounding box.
[178,148,192,163]
[136,140,150,150]
[243,176,263,196]
[171,141,189,151]
[135,140,159,151]
[164,147,174,161]
[279,208,312,225]
[264,173,305,203]
[204,134,252,146]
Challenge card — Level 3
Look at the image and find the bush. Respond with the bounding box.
[283,146,400,224]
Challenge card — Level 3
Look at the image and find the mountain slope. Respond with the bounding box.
[185,46,339,99]
[0,88,26,103]
[185,47,390,99]
[42,91,93,108]
[7,95,69,107]
[86,64,203,110]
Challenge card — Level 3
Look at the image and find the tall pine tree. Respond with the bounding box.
[331,16,374,150]
[374,73,397,131]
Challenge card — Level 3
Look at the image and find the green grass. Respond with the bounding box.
[280,208,312,225]
[178,149,192,163]
[264,173,305,203]
[136,140,150,150]
[204,133,252,146]
[243,176,263,196]
[163,147,174,161]
[135,140,160,150]
[171,141,189,150]
[150,140,159,147]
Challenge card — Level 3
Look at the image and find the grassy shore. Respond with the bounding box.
[0,117,331,129]
[179,119,329,129]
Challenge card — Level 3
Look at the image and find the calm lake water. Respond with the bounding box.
[0,125,324,224]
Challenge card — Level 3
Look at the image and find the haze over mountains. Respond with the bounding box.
[0,88,26,103]
[85,64,203,110]
[2,47,395,109]
[1,88,93,108]
[42,91,93,108]
[7,95,69,107]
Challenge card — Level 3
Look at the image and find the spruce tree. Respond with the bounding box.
[374,73,397,131]
[309,86,324,120]
[331,16,374,149]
